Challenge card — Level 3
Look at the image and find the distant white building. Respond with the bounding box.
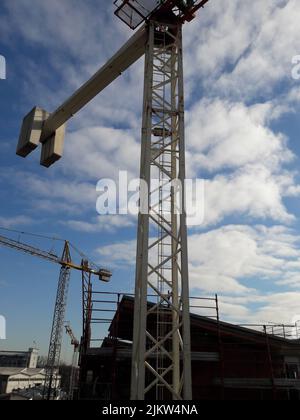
[0,348,61,395]
[0,348,39,369]
[0,367,60,394]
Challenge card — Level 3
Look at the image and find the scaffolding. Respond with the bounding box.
[214,323,300,400]
[78,291,218,400]
[78,290,300,401]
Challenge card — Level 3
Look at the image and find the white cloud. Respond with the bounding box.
[64,215,134,233]
[94,224,300,325]
[96,239,136,268]
[252,292,300,324]
[183,0,297,101]
[186,98,293,174]
[189,225,288,294]
[0,1,123,61]
[213,0,300,99]
[185,96,299,227]
[63,126,140,181]
[0,167,97,213]
[96,224,300,294]
[286,86,300,104]
[219,292,300,325]
[0,215,34,229]
[215,300,253,322]
[198,165,298,227]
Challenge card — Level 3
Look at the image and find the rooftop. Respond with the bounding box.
[108,295,300,348]
[0,368,45,377]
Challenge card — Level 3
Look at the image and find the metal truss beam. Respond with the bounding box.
[40,25,148,142]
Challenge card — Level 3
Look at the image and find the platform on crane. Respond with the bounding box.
[114,0,209,29]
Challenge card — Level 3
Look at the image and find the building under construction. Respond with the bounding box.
[77,293,300,401]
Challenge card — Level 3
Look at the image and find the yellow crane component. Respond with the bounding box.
[0,232,112,400]
[0,234,111,282]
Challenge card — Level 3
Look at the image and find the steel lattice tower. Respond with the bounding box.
[43,243,71,399]
[43,268,71,398]
[131,20,192,401]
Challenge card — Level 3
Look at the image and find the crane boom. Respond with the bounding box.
[0,234,111,282]
[65,323,79,348]
[0,234,59,264]
[40,24,147,142]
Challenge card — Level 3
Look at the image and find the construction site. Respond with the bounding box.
[1,0,300,402]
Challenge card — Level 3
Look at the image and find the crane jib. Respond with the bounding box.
[0,234,111,282]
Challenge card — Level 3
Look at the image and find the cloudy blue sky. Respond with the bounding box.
[1,0,300,360]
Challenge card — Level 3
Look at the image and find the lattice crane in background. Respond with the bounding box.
[65,322,80,400]
[0,233,111,400]
[15,0,211,400]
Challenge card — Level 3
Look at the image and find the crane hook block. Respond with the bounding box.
[16,107,49,157]
[40,123,66,168]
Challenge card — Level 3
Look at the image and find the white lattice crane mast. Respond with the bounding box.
[15,0,210,400]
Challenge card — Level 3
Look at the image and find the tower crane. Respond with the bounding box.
[15,0,211,400]
[64,322,80,400]
[0,233,112,400]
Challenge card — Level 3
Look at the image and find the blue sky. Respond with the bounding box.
[1,0,300,361]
